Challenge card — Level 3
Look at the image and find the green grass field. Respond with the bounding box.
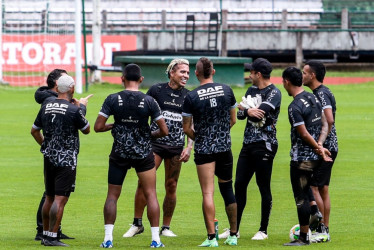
[0,80,373,249]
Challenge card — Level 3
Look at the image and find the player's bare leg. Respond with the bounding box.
[196,162,216,235]
[162,155,181,226]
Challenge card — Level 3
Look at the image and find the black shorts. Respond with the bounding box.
[44,157,76,197]
[108,152,155,185]
[194,150,233,181]
[311,151,338,187]
[152,142,183,159]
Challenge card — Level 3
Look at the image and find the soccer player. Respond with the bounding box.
[303,60,338,242]
[182,57,238,247]
[31,75,91,246]
[123,59,193,238]
[94,64,168,248]
[223,58,281,241]
[33,69,91,241]
[281,66,331,246]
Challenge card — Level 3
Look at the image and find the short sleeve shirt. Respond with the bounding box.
[288,91,323,161]
[313,85,338,152]
[33,99,89,167]
[237,84,281,146]
[147,83,189,147]
[182,83,237,154]
[99,90,162,159]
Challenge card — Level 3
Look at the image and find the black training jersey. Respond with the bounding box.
[32,99,89,168]
[313,85,338,152]
[147,83,189,147]
[99,90,162,159]
[288,91,323,161]
[182,83,237,154]
[237,84,281,147]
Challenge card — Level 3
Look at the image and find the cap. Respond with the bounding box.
[57,75,75,93]
[247,58,272,77]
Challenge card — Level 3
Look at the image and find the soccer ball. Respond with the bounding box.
[289,224,312,241]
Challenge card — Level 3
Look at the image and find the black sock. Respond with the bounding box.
[208,234,216,240]
[310,205,318,214]
[230,231,237,236]
[133,218,142,227]
[299,232,308,242]
[259,228,267,235]
[161,225,170,231]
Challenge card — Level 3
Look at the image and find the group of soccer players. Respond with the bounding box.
[31,56,337,247]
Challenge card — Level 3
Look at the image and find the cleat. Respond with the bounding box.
[218,228,240,239]
[160,228,177,237]
[100,240,113,248]
[283,239,310,246]
[123,224,145,237]
[251,231,268,240]
[198,238,218,247]
[58,232,75,240]
[35,232,43,241]
[150,240,165,248]
[43,238,69,247]
[224,235,238,246]
[310,232,330,243]
[309,211,322,231]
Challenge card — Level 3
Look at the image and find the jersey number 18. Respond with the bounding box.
[210,98,217,107]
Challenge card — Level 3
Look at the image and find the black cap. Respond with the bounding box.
[247,58,272,77]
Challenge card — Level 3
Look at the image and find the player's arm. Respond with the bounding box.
[151,118,168,138]
[295,124,332,162]
[182,116,195,141]
[179,135,194,163]
[230,107,237,128]
[317,111,329,146]
[323,107,334,135]
[31,127,43,146]
[94,114,113,132]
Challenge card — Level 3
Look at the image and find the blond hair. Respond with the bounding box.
[165,58,189,78]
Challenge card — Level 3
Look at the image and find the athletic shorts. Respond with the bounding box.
[311,151,338,187]
[44,157,76,197]
[152,142,183,159]
[194,150,233,181]
[108,152,155,185]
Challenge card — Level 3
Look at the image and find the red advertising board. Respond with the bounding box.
[2,34,136,86]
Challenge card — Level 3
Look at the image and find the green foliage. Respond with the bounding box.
[0,81,373,249]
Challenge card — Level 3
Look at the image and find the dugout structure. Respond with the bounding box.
[114,56,251,87]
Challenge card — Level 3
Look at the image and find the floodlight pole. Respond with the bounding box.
[0,0,3,82]
[82,0,89,92]
[75,0,83,94]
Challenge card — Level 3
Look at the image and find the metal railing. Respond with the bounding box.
[2,7,374,33]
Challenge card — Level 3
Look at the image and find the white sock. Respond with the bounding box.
[151,227,160,243]
[104,224,114,242]
[43,231,49,236]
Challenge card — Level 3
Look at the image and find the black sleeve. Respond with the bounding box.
[79,104,87,116]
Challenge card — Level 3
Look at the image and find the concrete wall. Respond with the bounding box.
[133,30,374,51]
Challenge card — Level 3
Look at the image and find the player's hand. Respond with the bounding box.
[70,98,80,107]
[247,108,265,119]
[315,146,332,162]
[179,147,192,162]
[79,94,94,106]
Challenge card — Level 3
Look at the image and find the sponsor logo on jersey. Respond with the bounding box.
[312,114,321,122]
[45,102,68,114]
[121,116,139,123]
[118,95,123,106]
[171,93,180,97]
[162,111,182,121]
[197,86,224,100]
[164,100,182,107]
